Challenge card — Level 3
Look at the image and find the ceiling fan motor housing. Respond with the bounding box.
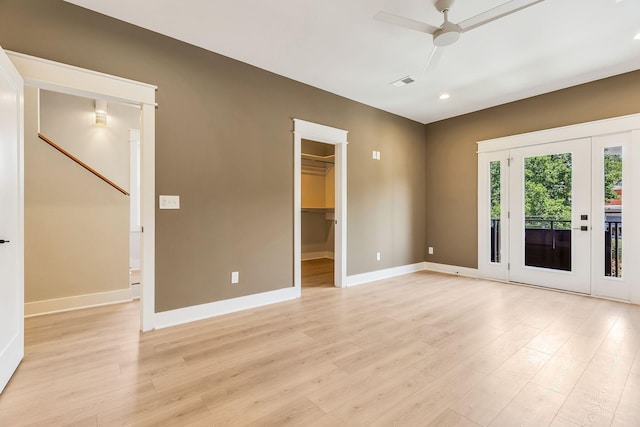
[433,21,461,46]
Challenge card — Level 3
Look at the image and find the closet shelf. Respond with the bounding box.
[301,207,335,213]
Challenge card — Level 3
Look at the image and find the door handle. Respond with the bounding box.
[572,226,588,231]
[0,239,10,244]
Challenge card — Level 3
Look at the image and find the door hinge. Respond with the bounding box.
[507,158,511,167]
[508,262,510,270]
[507,211,510,219]
[141,226,144,233]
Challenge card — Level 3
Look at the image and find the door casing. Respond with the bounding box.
[6,51,158,331]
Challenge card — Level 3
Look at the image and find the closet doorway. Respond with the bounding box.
[301,140,335,288]
[293,119,348,291]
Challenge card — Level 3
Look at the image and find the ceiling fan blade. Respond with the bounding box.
[458,0,544,33]
[374,11,439,35]
[423,46,443,72]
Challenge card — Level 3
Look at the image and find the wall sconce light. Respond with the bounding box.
[95,99,108,126]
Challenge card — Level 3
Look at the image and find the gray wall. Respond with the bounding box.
[424,70,640,268]
[0,0,426,312]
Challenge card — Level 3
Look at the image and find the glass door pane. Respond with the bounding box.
[490,161,501,263]
[603,146,622,278]
[592,132,631,301]
[524,153,572,271]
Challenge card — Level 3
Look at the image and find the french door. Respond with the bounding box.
[509,139,591,294]
[478,129,635,301]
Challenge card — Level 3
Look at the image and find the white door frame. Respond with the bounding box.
[478,113,640,305]
[293,119,348,289]
[6,51,157,331]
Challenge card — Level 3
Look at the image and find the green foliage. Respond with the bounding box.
[525,153,572,221]
[604,153,622,203]
[488,150,622,222]
[490,161,500,219]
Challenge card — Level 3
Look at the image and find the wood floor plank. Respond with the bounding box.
[555,349,634,427]
[488,383,566,427]
[247,396,326,426]
[611,371,640,426]
[329,367,434,426]
[531,334,604,395]
[426,409,481,427]
[450,369,530,426]
[370,365,487,426]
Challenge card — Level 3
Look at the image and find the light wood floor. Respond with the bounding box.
[301,258,334,288]
[1,272,639,426]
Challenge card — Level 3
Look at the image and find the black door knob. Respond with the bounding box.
[0,240,10,244]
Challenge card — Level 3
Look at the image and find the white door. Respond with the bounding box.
[509,139,591,294]
[0,47,24,394]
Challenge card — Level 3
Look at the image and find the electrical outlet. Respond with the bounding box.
[428,247,434,255]
[376,252,381,261]
[159,195,180,209]
[231,271,239,284]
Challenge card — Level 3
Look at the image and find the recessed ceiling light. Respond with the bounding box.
[439,93,450,100]
[390,76,415,87]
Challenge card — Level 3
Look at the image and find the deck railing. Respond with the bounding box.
[489,218,622,277]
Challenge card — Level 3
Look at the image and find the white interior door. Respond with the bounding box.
[0,47,24,394]
[509,139,591,294]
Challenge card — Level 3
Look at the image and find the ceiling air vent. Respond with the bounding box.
[390,76,415,87]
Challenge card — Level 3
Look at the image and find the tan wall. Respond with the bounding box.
[0,0,426,312]
[301,212,333,256]
[24,87,129,303]
[39,90,139,191]
[301,174,327,208]
[424,70,640,268]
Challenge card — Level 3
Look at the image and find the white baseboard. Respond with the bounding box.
[301,251,335,261]
[130,283,140,299]
[154,286,301,330]
[24,288,132,317]
[423,262,479,278]
[346,262,427,287]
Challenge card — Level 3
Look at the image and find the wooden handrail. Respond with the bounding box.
[38,133,130,196]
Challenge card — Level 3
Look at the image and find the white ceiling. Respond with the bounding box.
[64,0,640,124]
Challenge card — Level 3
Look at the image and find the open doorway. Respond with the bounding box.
[7,51,157,331]
[301,140,335,288]
[293,119,348,292]
[24,88,142,315]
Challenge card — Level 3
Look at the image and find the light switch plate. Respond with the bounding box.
[159,195,180,209]
[231,271,239,284]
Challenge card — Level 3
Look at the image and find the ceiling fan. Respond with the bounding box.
[375,0,545,70]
